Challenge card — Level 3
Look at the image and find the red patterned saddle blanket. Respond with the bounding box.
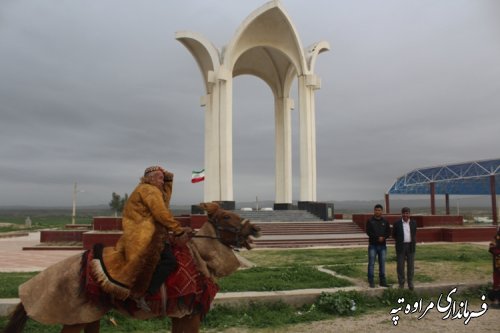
[81,244,219,317]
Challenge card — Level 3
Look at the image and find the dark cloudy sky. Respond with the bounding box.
[1,0,499,207]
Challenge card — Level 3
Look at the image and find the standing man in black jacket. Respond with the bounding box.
[392,207,417,290]
[366,204,391,288]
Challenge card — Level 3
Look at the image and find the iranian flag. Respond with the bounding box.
[191,169,205,183]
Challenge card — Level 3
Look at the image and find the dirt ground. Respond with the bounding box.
[210,305,499,333]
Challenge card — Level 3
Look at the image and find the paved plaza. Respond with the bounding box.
[0,232,81,272]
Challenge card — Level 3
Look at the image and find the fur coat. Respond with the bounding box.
[95,181,183,298]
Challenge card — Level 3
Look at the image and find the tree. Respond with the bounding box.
[120,193,129,213]
[109,192,128,216]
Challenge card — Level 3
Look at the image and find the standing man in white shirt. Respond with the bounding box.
[392,207,417,290]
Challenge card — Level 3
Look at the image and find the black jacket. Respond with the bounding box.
[366,216,391,246]
[392,219,417,253]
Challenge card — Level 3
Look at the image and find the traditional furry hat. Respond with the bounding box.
[144,165,165,176]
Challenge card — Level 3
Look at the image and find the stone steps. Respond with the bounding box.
[253,238,371,248]
[250,220,371,248]
[253,236,396,248]
[255,222,364,235]
[236,210,323,222]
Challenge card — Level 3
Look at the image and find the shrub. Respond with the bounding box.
[316,291,360,315]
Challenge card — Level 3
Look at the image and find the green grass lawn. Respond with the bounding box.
[238,243,491,285]
[219,265,352,292]
[0,266,352,298]
[238,243,491,267]
[0,215,94,233]
[0,272,38,298]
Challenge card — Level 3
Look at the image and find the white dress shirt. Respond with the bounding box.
[402,219,411,243]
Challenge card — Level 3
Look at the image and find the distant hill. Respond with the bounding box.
[0,204,193,217]
[0,195,494,217]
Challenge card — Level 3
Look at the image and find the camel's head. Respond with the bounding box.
[199,202,261,250]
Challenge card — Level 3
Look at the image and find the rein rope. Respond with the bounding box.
[191,218,250,249]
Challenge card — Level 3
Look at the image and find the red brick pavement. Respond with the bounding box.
[0,232,82,272]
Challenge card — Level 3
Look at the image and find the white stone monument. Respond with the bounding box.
[177,0,329,208]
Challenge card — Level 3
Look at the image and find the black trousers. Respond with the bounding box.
[396,243,415,288]
[147,243,177,295]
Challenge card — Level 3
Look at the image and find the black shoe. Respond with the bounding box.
[409,285,414,291]
[369,282,375,288]
[380,282,389,287]
[398,284,404,289]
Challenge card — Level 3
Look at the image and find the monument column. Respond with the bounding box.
[298,74,320,202]
[274,96,293,206]
[490,175,498,225]
[201,67,234,208]
[217,66,234,203]
[203,68,234,205]
[202,71,221,202]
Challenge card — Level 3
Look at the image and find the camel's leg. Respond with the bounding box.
[171,314,201,333]
[60,320,100,333]
[60,323,86,333]
[186,314,201,333]
[171,317,182,333]
[83,320,100,333]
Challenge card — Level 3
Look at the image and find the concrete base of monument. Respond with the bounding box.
[64,224,92,229]
[273,203,294,210]
[82,230,122,250]
[352,214,496,243]
[92,217,122,231]
[352,214,465,228]
[25,215,210,251]
[40,230,86,243]
[214,201,236,210]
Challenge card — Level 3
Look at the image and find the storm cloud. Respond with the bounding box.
[0,0,499,207]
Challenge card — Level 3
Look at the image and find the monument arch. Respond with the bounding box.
[176,0,329,207]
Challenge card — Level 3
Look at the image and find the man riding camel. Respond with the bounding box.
[91,166,192,307]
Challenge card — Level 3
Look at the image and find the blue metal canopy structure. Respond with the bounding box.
[388,158,500,195]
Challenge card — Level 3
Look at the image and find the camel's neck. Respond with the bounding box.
[190,222,240,279]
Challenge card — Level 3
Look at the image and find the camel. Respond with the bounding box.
[3,202,261,333]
